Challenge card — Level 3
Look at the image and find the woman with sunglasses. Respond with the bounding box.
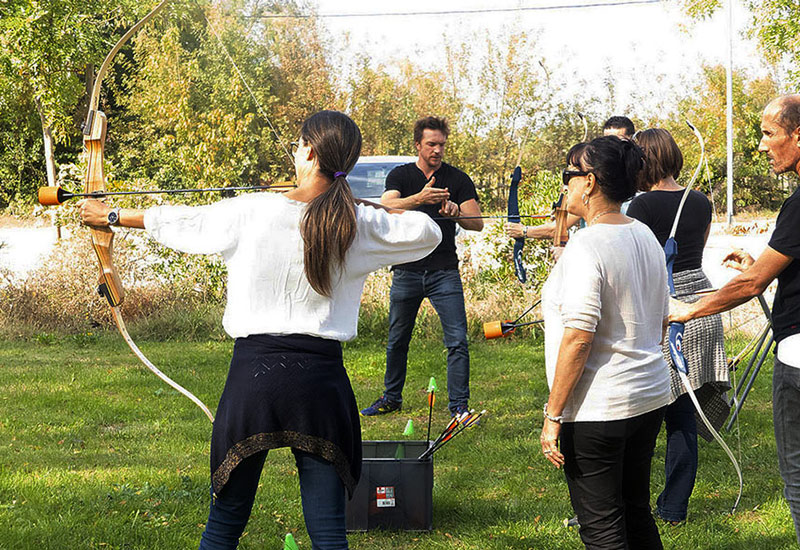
[540,135,670,549]
[79,110,442,550]
[627,128,727,526]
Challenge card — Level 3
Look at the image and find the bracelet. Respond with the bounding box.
[524,225,528,238]
[543,403,563,424]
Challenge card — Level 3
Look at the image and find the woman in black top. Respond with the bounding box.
[627,128,728,524]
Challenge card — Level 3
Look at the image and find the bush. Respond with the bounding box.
[2,195,561,343]
[0,224,226,340]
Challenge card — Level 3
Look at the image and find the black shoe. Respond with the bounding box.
[360,395,402,416]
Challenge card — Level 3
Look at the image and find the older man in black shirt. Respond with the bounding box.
[671,94,800,541]
[360,116,483,417]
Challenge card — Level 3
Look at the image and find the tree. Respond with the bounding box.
[0,0,142,193]
[105,0,333,196]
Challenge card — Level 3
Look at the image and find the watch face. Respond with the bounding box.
[108,210,119,225]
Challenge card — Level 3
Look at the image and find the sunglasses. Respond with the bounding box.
[562,169,589,187]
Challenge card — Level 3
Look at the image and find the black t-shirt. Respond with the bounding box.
[627,189,712,273]
[385,162,479,271]
[768,186,800,343]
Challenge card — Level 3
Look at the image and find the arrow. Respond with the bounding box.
[38,183,295,205]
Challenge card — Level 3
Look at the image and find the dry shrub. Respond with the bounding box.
[2,218,548,343]
[0,225,225,339]
[722,221,772,236]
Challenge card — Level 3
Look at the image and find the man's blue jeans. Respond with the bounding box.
[773,356,800,544]
[199,449,348,550]
[384,269,470,412]
[656,392,698,522]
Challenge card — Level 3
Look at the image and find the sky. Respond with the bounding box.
[309,0,766,116]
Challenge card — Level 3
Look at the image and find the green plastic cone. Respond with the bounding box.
[427,376,438,393]
[284,533,299,550]
[403,419,415,436]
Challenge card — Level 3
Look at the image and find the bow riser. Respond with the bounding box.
[84,110,125,307]
[552,194,569,248]
[508,166,526,284]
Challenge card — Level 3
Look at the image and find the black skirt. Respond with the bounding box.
[210,333,361,497]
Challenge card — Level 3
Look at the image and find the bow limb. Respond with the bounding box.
[84,1,214,423]
[111,308,215,422]
[665,121,740,511]
[577,111,588,142]
[89,0,171,113]
[508,166,526,284]
[667,330,743,513]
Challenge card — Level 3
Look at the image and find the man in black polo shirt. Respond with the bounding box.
[671,94,800,541]
[360,116,483,417]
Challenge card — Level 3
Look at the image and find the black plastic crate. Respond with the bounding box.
[345,440,433,531]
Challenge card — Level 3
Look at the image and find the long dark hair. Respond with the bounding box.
[566,135,644,203]
[299,110,362,297]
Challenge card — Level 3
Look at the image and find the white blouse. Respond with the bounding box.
[144,193,441,341]
[541,219,671,422]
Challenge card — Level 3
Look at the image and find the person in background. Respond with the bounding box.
[671,94,800,543]
[602,115,636,139]
[79,110,442,550]
[628,128,728,525]
[361,116,483,418]
[541,135,669,549]
[505,115,636,242]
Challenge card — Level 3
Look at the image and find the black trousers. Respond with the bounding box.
[561,407,666,550]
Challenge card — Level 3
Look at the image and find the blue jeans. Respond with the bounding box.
[773,357,800,544]
[384,269,470,412]
[656,393,698,522]
[199,449,348,550]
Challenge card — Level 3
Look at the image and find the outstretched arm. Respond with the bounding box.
[670,246,792,322]
[505,214,581,240]
[78,199,145,229]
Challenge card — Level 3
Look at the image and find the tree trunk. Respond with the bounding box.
[34,97,57,187]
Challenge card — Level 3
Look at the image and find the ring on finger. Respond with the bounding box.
[543,450,552,454]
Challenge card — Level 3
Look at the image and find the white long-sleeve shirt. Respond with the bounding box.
[144,193,442,341]
[541,219,671,422]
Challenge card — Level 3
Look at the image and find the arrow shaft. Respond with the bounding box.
[62,184,295,200]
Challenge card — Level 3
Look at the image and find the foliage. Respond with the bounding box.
[668,65,784,212]
[109,0,326,194]
[0,75,47,207]
[745,1,800,87]
[0,0,150,196]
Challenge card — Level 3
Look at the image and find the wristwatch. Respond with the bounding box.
[107,207,121,226]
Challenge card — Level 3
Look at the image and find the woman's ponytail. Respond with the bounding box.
[299,111,362,297]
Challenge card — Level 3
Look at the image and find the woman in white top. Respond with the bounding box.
[540,136,670,550]
[79,110,441,550]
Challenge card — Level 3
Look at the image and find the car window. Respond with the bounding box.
[348,162,404,199]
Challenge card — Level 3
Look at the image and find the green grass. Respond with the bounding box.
[0,332,796,549]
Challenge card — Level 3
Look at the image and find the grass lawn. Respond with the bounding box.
[0,332,795,549]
